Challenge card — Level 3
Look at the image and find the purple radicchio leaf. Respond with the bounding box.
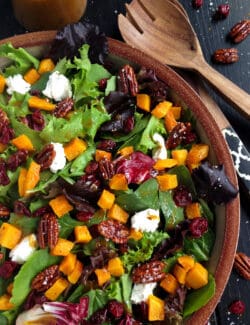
[48,21,109,64]
[192,162,238,204]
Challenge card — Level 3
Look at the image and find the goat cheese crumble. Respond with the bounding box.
[131,208,160,232]
[131,282,157,304]
[42,71,72,101]
[152,133,168,160]
[6,74,31,95]
[50,142,66,173]
[10,234,37,264]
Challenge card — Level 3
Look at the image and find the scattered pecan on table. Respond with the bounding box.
[212,48,239,64]
[234,252,250,280]
[229,20,250,43]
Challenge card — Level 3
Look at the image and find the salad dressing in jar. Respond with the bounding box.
[12,0,87,31]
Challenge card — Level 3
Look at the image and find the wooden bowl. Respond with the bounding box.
[0,31,240,324]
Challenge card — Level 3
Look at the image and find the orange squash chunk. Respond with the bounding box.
[95,268,111,286]
[12,134,34,151]
[74,225,92,243]
[28,96,56,111]
[107,257,125,277]
[51,238,74,256]
[97,189,115,210]
[38,58,55,74]
[49,195,73,218]
[45,278,69,301]
[109,174,128,191]
[185,202,201,219]
[185,262,208,289]
[68,260,83,284]
[148,295,165,321]
[160,273,179,295]
[64,137,87,161]
[107,204,129,224]
[0,223,22,249]
[24,68,40,84]
[151,101,172,119]
[95,149,112,162]
[24,161,41,196]
[59,253,77,275]
[136,94,151,112]
[156,174,178,191]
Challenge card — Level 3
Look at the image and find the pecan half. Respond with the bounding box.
[0,203,10,218]
[117,64,139,96]
[37,213,59,249]
[98,219,129,244]
[132,260,166,283]
[229,20,250,43]
[98,158,115,180]
[31,265,59,292]
[35,144,56,171]
[234,252,250,280]
[212,48,239,64]
[54,98,74,118]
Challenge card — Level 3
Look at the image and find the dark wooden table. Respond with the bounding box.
[0,0,249,324]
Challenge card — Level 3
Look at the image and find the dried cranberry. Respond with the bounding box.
[214,4,230,20]
[33,205,52,217]
[7,149,29,171]
[118,313,139,325]
[24,290,48,310]
[0,121,15,144]
[0,159,10,186]
[76,211,94,222]
[173,186,193,207]
[228,300,245,315]
[189,217,208,238]
[30,110,45,130]
[13,200,31,217]
[89,224,100,238]
[85,161,99,174]
[192,0,203,9]
[108,300,124,319]
[166,122,196,149]
[89,307,108,325]
[132,302,148,322]
[97,139,117,152]
[99,78,108,91]
[123,116,135,133]
[0,261,18,279]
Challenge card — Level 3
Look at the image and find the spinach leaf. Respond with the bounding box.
[85,289,109,317]
[183,274,216,318]
[168,165,196,197]
[159,191,184,229]
[58,214,84,238]
[199,198,214,224]
[0,307,20,325]
[120,274,132,312]
[116,178,159,213]
[184,229,215,262]
[11,249,61,306]
[67,284,85,303]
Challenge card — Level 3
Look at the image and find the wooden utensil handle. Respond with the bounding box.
[195,60,250,119]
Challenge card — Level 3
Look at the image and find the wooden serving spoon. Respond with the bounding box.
[118,0,250,119]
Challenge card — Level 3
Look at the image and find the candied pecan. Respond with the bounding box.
[234,252,250,280]
[0,203,10,218]
[29,110,45,131]
[98,158,115,181]
[0,158,10,186]
[229,20,250,43]
[14,200,31,217]
[98,219,129,244]
[54,98,74,118]
[31,265,60,292]
[132,260,165,283]
[117,65,139,97]
[212,48,239,64]
[37,213,59,249]
[35,144,56,171]
[33,205,53,218]
[7,149,29,171]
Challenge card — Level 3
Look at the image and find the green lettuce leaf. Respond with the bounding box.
[11,249,61,306]
[8,214,39,236]
[0,43,39,76]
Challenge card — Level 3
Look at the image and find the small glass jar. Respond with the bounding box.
[12,0,87,31]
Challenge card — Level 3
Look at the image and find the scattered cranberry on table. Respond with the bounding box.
[192,0,203,9]
[228,300,246,315]
[214,4,230,20]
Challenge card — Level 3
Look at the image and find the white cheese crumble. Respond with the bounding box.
[50,142,66,173]
[152,133,167,160]
[6,74,31,95]
[131,208,160,232]
[131,282,157,304]
[10,234,37,264]
[42,71,72,101]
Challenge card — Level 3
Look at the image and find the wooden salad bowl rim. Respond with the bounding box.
[0,31,240,324]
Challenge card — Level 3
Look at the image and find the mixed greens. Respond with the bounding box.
[0,22,238,324]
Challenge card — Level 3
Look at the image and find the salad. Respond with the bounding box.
[0,23,238,324]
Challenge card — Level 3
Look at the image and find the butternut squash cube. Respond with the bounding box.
[51,238,74,256]
[160,273,179,295]
[49,195,73,218]
[38,58,55,74]
[107,257,125,277]
[156,174,178,191]
[12,134,34,151]
[165,110,177,132]
[0,74,6,93]
[136,93,151,112]
[68,260,83,284]
[44,278,69,301]
[148,295,165,321]
[107,204,129,224]
[185,203,201,219]
[64,137,87,161]
[177,255,195,272]
[151,101,172,119]
[0,294,14,310]
[97,189,115,210]
[95,149,112,162]
[24,68,40,85]
[118,146,134,156]
[171,149,188,166]
[28,96,56,111]
[24,161,41,197]
[173,264,187,285]
[95,268,111,286]
[185,262,208,289]
[59,253,77,275]
[0,222,22,249]
[186,144,209,170]
[170,106,182,120]
[109,174,128,191]
[18,168,28,197]
[153,159,177,171]
[74,225,92,243]
[129,228,143,241]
